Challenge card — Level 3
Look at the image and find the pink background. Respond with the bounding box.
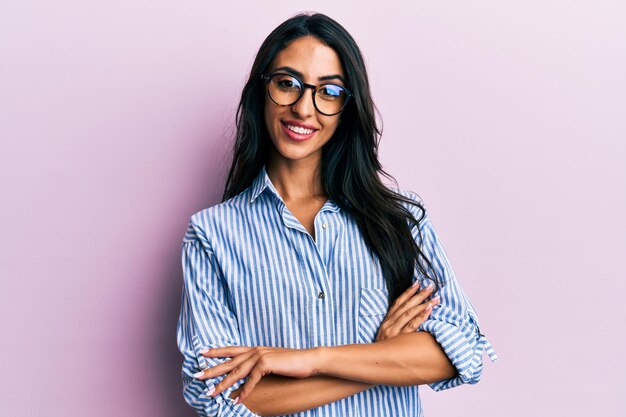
[1,1,624,416]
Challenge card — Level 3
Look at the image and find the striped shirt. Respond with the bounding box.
[176,164,498,417]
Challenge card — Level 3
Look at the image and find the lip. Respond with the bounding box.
[280,120,319,141]
[283,119,318,130]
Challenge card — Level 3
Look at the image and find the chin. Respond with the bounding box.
[274,147,316,162]
[269,136,313,157]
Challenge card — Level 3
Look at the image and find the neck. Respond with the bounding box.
[266,154,327,202]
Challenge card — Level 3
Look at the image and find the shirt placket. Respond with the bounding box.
[278,202,340,348]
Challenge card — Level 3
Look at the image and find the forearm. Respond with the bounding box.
[229,374,373,417]
[316,332,457,386]
[229,332,455,415]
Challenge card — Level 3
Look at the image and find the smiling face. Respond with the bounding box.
[263,36,346,166]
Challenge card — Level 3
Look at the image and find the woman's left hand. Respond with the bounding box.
[194,346,320,404]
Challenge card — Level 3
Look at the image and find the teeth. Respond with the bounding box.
[286,124,314,135]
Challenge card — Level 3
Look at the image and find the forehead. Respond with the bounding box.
[269,36,344,79]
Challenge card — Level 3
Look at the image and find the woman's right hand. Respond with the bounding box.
[374,282,440,342]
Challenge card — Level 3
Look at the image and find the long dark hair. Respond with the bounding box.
[222,12,442,303]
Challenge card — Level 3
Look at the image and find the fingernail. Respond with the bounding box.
[234,396,240,404]
[199,348,210,354]
[207,386,215,396]
[426,283,433,289]
[193,371,204,378]
[432,295,440,302]
[412,281,419,287]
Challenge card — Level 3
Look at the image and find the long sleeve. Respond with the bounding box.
[410,203,499,392]
[176,217,261,417]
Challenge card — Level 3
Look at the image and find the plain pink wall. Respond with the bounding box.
[1,1,624,416]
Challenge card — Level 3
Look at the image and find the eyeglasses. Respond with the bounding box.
[261,73,353,116]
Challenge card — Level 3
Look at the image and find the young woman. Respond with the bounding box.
[177,12,498,417]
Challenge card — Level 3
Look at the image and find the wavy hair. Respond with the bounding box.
[222,12,442,303]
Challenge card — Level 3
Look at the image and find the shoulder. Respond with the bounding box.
[183,191,251,245]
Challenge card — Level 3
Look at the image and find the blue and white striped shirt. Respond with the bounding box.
[176,164,498,417]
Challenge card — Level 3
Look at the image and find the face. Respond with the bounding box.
[263,36,346,166]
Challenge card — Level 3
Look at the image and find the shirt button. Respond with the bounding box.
[317,291,325,299]
[322,223,328,229]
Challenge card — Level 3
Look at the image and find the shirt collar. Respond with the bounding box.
[249,164,280,204]
[249,164,341,213]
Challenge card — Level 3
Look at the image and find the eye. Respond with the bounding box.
[317,85,344,100]
[273,75,301,91]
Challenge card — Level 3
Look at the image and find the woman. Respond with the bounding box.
[177,12,498,417]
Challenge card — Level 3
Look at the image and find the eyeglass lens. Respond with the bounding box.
[267,74,348,116]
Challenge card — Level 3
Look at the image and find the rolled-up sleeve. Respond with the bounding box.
[411,205,499,392]
[176,217,261,417]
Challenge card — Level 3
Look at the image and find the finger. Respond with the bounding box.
[201,346,254,357]
[377,284,432,339]
[388,281,423,314]
[400,298,440,334]
[399,312,431,334]
[237,367,265,404]
[194,350,257,380]
[386,303,429,336]
[210,355,259,398]
[388,296,440,336]
[386,284,435,325]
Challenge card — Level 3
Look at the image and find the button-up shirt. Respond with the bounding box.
[176,164,498,417]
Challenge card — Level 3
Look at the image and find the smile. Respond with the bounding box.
[286,124,314,134]
[280,121,318,141]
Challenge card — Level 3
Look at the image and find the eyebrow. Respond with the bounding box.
[272,66,346,84]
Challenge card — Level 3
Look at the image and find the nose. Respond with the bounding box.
[290,87,315,118]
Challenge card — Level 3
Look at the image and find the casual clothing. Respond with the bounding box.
[176,164,498,417]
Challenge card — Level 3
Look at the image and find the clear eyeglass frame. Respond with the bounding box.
[261,72,353,116]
